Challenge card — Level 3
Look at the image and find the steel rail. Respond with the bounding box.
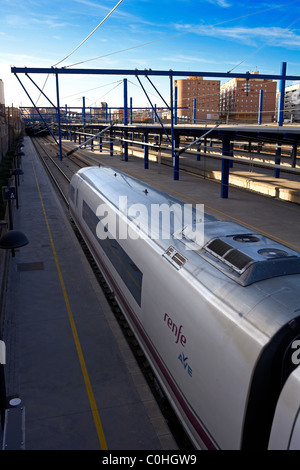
[31,138,71,206]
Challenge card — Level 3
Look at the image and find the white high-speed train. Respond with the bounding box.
[69,166,300,450]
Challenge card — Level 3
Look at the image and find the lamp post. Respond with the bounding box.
[0,229,29,258]
[10,169,24,210]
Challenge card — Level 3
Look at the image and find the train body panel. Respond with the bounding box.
[269,365,300,449]
[69,166,300,449]
[141,264,264,449]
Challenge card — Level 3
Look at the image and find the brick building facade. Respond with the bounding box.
[220,72,277,123]
[175,76,220,122]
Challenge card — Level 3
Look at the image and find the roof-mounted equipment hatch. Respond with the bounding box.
[200,225,300,286]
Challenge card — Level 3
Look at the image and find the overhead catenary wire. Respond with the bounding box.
[89,80,123,107]
[32,1,299,110]
[61,80,123,100]
[127,79,165,103]
[62,81,123,108]
[36,74,50,106]
[34,1,124,107]
[24,2,300,123]
[52,0,124,67]
[65,0,300,68]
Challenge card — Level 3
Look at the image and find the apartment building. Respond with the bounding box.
[220,72,277,123]
[283,83,300,122]
[175,76,220,122]
[91,102,108,121]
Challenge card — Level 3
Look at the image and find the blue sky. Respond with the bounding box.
[1,0,300,109]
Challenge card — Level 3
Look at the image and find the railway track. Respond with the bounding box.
[32,136,194,451]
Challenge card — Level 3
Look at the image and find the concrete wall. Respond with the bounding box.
[0,116,8,160]
[0,80,4,107]
[0,114,23,161]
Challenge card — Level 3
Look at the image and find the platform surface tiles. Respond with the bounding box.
[0,137,178,451]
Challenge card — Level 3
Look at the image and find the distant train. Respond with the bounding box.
[69,166,300,450]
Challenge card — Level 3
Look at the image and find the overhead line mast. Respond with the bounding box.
[11,62,299,187]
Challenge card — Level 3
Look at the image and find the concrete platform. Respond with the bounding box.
[60,134,300,204]
[0,136,178,450]
[112,141,300,205]
[61,138,300,250]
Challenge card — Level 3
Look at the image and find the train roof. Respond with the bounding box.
[74,166,300,287]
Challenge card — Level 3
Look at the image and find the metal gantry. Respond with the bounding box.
[11,62,300,197]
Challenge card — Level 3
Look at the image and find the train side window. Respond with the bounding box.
[69,184,75,203]
[82,200,143,306]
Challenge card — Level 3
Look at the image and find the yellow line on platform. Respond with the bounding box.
[31,158,108,450]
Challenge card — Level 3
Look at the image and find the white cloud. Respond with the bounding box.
[174,23,300,48]
[5,13,68,29]
[216,26,300,47]
[74,0,156,25]
[159,54,218,64]
[73,0,109,12]
[0,52,53,64]
[206,0,232,7]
